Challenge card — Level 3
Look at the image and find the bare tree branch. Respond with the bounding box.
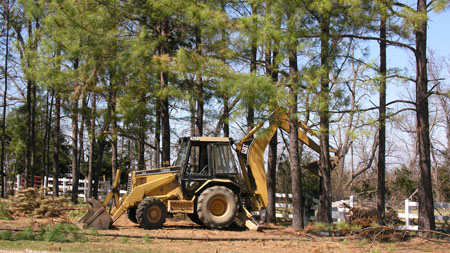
[345,131,379,188]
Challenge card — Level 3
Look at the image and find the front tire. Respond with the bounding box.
[136,197,167,229]
[197,186,238,229]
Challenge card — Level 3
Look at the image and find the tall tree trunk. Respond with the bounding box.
[44,91,54,189]
[111,116,117,181]
[30,79,36,187]
[78,93,86,181]
[317,15,333,224]
[87,94,96,198]
[52,93,61,197]
[71,60,80,204]
[266,44,279,224]
[247,3,257,132]
[137,92,146,170]
[159,21,171,166]
[25,82,31,188]
[110,82,118,181]
[195,84,204,137]
[1,0,11,197]
[160,71,170,166]
[31,16,40,188]
[137,117,146,170]
[24,19,34,188]
[288,47,304,229]
[195,31,204,137]
[94,136,106,198]
[71,99,79,203]
[189,100,196,137]
[377,12,387,225]
[154,103,161,168]
[42,93,48,183]
[415,0,435,231]
[222,97,229,137]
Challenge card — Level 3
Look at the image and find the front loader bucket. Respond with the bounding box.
[78,198,112,230]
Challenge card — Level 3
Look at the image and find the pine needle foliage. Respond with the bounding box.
[0,223,87,243]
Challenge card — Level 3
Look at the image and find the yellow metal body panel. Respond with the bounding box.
[168,200,194,213]
[236,123,276,209]
[194,179,235,195]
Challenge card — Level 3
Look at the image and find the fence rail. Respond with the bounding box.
[14,174,126,201]
[262,193,355,223]
[398,199,450,230]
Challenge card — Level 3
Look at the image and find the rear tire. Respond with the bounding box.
[197,186,237,229]
[136,197,167,229]
[127,206,138,224]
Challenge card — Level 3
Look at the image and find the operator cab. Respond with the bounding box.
[175,137,242,196]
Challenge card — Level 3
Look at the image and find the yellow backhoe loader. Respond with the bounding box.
[78,110,337,230]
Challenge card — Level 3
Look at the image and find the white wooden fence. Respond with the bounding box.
[14,174,126,201]
[258,193,355,223]
[398,199,450,230]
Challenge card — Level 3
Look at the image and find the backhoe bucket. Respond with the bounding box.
[78,198,112,230]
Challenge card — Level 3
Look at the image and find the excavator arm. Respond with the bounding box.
[235,110,338,209]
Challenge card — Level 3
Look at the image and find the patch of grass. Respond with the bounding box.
[15,226,36,241]
[42,223,87,242]
[0,200,10,220]
[312,222,334,232]
[341,239,350,245]
[88,227,99,236]
[142,234,152,243]
[118,236,130,244]
[0,223,87,243]
[306,221,362,235]
[387,246,397,252]
[357,238,369,247]
[0,230,13,240]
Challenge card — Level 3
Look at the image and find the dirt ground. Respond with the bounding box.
[0,214,449,252]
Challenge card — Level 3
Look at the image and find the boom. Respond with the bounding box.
[235,111,337,208]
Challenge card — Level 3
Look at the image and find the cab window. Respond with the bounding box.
[213,144,238,174]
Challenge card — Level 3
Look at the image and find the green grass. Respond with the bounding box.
[0,223,87,243]
[387,246,397,252]
[0,200,11,220]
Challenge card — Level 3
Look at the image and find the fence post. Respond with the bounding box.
[349,195,354,208]
[43,176,47,195]
[16,174,20,190]
[405,199,410,229]
[84,179,88,202]
[63,178,67,196]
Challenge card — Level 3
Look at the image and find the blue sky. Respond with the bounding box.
[428,10,450,57]
[386,9,450,75]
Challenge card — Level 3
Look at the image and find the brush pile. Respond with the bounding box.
[343,202,402,228]
[8,188,71,218]
[341,202,408,241]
